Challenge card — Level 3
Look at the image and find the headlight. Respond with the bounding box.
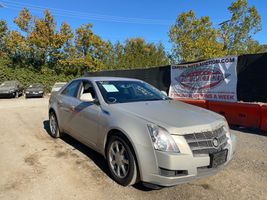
[222,118,230,136]
[147,124,180,153]
[9,89,15,93]
[26,91,29,94]
[39,91,43,93]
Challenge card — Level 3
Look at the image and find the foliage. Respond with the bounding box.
[0,1,266,89]
[0,58,73,92]
[107,38,169,70]
[0,8,170,90]
[219,0,263,55]
[169,0,266,62]
[1,8,170,74]
[169,10,225,62]
[0,20,8,55]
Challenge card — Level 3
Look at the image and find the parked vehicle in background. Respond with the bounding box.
[0,80,23,98]
[25,83,44,98]
[51,82,67,94]
[48,77,236,188]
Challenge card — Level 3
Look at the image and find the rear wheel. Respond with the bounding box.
[49,111,61,138]
[106,135,138,186]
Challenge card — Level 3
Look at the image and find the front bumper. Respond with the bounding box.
[141,133,236,187]
[25,92,44,98]
[0,92,16,98]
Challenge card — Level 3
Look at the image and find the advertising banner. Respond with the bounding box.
[169,56,238,102]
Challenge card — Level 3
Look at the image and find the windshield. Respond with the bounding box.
[96,80,170,104]
[0,81,16,87]
[29,83,43,88]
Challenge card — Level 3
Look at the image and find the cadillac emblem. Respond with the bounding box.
[212,138,219,147]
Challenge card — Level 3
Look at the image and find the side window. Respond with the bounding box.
[61,80,80,98]
[79,81,97,101]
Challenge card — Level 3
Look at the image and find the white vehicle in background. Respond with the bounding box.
[51,82,67,93]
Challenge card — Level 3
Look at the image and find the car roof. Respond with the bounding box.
[75,76,142,82]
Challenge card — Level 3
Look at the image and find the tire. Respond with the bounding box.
[106,135,138,186]
[49,111,62,138]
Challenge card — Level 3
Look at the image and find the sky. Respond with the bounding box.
[0,0,266,52]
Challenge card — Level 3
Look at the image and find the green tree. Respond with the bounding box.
[74,23,111,71]
[12,8,77,70]
[60,22,74,57]
[0,20,8,56]
[13,8,32,33]
[219,0,262,55]
[28,10,57,67]
[169,10,224,62]
[107,38,169,69]
[3,30,30,66]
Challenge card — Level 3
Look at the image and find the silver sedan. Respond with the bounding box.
[48,77,236,187]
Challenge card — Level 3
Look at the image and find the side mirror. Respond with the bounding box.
[80,93,100,105]
[161,91,168,96]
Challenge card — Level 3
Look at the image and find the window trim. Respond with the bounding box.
[77,79,99,102]
[60,80,81,98]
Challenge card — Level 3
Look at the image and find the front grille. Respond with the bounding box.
[184,126,228,155]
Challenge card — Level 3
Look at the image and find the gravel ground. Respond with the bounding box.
[0,97,266,200]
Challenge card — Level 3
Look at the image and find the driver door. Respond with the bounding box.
[69,80,101,148]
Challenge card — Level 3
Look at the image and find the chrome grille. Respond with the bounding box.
[184,126,228,155]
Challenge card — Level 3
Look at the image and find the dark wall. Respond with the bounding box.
[85,52,267,103]
[85,66,171,93]
[237,53,267,102]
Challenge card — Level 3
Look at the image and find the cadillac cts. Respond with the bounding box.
[48,77,236,187]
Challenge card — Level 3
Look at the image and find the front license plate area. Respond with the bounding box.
[209,149,228,168]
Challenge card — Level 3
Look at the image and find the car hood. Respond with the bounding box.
[111,100,225,135]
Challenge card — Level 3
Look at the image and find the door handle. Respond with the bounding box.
[57,100,63,106]
[69,105,76,112]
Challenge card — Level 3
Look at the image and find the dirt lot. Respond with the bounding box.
[0,97,266,200]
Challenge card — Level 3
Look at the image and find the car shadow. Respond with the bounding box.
[42,120,155,191]
[43,120,110,175]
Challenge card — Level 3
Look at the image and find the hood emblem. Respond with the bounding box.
[212,138,219,147]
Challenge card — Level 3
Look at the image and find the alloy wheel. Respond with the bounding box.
[108,140,130,179]
[49,114,57,136]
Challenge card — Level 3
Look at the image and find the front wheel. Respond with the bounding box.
[49,112,61,138]
[106,135,138,186]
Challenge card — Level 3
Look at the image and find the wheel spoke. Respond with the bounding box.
[116,165,121,177]
[121,165,126,176]
[120,145,125,155]
[110,148,116,157]
[111,160,116,165]
[115,142,120,153]
[122,159,129,165]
